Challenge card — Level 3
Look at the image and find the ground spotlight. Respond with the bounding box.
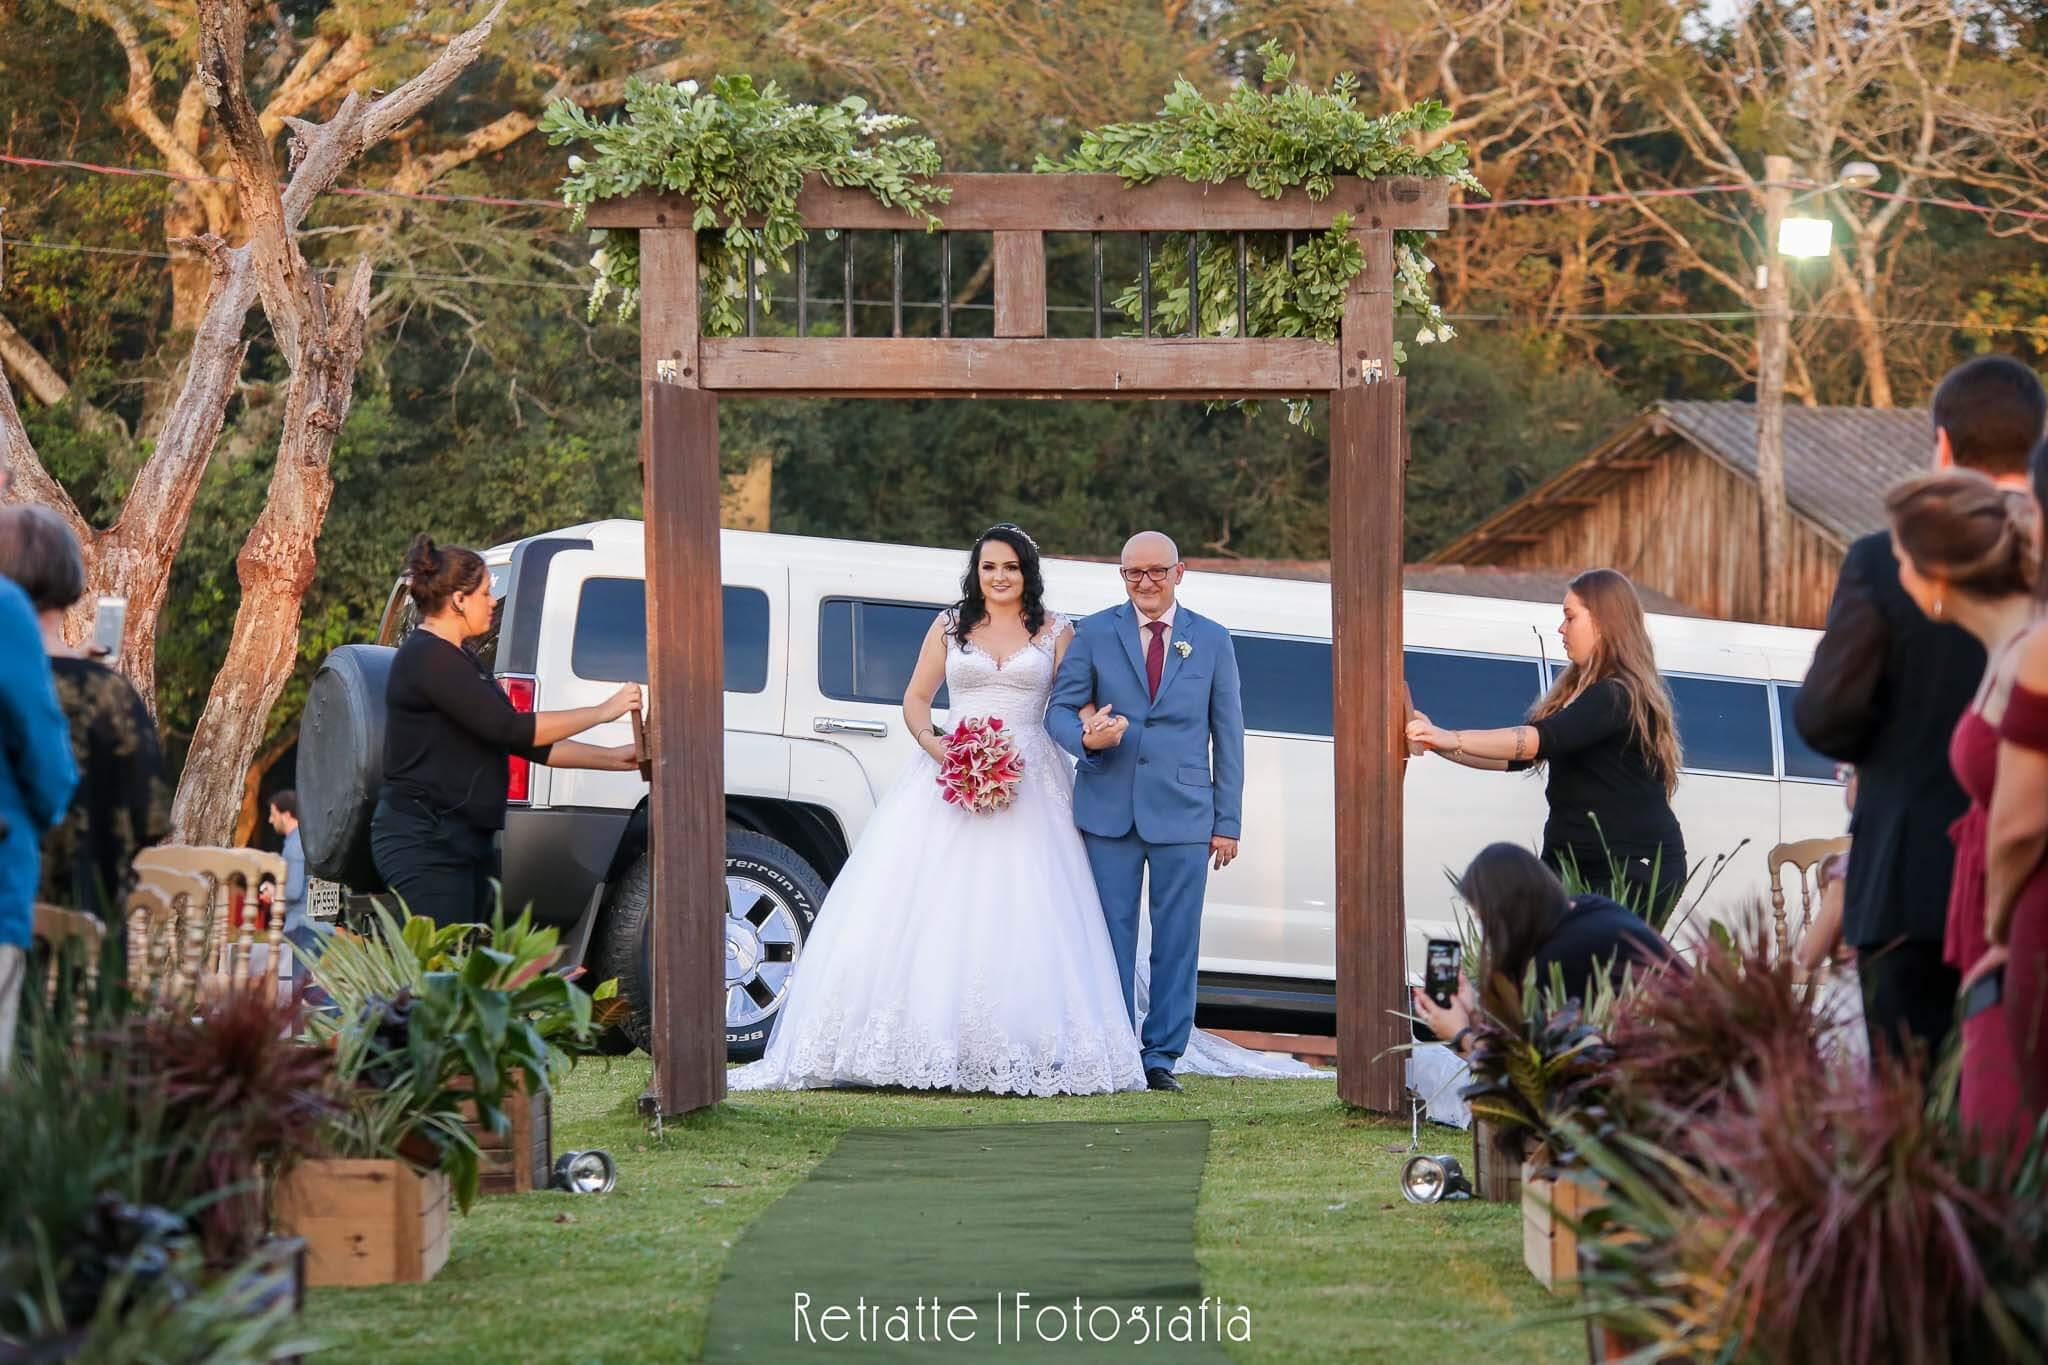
[552,1149,618,1194]
[1399,1153,1472,1204]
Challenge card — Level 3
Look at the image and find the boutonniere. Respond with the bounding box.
[1174,640,1193,659]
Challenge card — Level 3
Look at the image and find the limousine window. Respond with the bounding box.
[1665,674,1774,776]
[1542,664,1775,777]
[1407,649,1547,733]
[1774,684,1840,780]
[819,598,949,708]
[571,578,772,694]
[1233,634,1334,737]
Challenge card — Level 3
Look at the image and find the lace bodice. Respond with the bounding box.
[943,612,1068,730]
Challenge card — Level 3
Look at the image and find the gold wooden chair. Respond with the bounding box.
[124,870,213,1003]
[32,903,106,1026]
[131,847,290,995]
[1765,836,1852,962]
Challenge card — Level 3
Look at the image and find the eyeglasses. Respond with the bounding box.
[1119,566,1177,584]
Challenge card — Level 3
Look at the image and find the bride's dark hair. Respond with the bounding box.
[950,523,1048,645]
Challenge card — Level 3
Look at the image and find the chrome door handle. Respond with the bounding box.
[814,717,889,737]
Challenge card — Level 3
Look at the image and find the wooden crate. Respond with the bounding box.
[457,1071,552,1195]
[274,1159,451,1287]
[1523,1159,1606,1291]
[1471,1119,1525,1204]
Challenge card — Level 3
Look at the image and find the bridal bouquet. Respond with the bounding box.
[936,717,1026,814]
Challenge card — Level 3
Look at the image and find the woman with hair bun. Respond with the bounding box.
[371,533,642,921]
[1886,469,2040,1148]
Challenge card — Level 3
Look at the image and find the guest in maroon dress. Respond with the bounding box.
[1886,470,2039,1149]
[1985,436,2048,1132]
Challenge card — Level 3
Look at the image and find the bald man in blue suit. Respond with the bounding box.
[1048,531,1244,1092]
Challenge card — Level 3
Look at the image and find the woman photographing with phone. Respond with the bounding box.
[1407,569,1687,922]
[371,534,642,922]
[1412,843,1675,1057]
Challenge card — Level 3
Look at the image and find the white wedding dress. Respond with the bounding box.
[728,611,1325,1096]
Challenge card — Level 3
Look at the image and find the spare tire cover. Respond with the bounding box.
[299,643,396,890]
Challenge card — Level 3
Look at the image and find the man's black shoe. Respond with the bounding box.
[1145,1066,1183,1093]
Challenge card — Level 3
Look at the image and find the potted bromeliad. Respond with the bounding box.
[281,903,619,1285]
[1457,962,1622,1292]
[1541,908,2048,1361]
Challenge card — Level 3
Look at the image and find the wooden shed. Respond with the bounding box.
[1425,402,1932,628]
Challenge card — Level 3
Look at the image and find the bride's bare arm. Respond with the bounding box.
[902,615,952,760]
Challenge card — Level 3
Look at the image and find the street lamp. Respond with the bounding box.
[1754,157,1882,623]
[1777,162,1878,259]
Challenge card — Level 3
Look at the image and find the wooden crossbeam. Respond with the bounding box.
[692,336,1340,396]
[589,173,1451,232]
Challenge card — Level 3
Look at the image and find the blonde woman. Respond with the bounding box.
[1408,568,1687,921]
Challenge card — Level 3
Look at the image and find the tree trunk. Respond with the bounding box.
[169,276,367,844]
[232,724,300,848]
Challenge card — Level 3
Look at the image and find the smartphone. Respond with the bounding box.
[91,595,126,664]
[1424,938,1462,1010]
[1961,965,2004,1022]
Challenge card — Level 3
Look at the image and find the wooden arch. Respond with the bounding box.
[595,173,1449,1115]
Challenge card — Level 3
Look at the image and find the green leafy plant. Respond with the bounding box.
[1459,964,1620,1161]
[311,901,619,1071]
[543,73,948,329]
[1552,822,1751,936]
[312,904,611,1210]
[1037,41,1483,424]
[5,1206,317,1364]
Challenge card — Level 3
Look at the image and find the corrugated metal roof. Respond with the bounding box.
[1657,401,1931,543]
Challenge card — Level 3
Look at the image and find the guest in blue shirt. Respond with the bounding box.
[0,566,79,1067]
[267,789,330,969]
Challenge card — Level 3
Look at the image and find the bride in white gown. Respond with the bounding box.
[729,525,1323,1095]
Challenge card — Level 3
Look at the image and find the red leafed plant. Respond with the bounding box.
[1604,905,1842,1144]
[935,716,1026,814]
[117,989,337,1265]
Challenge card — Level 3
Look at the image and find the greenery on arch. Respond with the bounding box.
[1036,40,1484,377]
[542,74,949,332]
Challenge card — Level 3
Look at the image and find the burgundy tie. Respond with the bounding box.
[1146,620,1167,700]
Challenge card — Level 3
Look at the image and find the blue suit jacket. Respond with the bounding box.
[1048,603,1244,845]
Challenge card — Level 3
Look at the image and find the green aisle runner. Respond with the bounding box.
[702,1120,1237,1362]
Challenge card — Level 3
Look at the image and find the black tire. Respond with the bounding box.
[298,645,398,890]
[596,829,827,1062]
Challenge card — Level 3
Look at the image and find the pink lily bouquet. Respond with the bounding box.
[936,716,1026,815]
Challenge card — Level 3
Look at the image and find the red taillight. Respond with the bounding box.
[500,675,537,803]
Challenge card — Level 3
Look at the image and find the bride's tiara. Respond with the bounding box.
[978,522,1039,552]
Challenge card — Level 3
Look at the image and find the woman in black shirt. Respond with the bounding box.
[1407,568,1687,921]
[371,535,641,921]
[1412,843,1675,1052]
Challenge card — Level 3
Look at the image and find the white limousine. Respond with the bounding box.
[309,521,1838,1054]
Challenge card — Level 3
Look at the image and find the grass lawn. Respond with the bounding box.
[300,1060,1581,1363]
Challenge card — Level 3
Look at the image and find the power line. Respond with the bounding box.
[0,152,562,211]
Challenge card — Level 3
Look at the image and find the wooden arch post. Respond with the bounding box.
[598,176,1447,1115]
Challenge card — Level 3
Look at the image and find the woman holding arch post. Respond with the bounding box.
[371,534,643,923]
[1406,568,1688,923]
